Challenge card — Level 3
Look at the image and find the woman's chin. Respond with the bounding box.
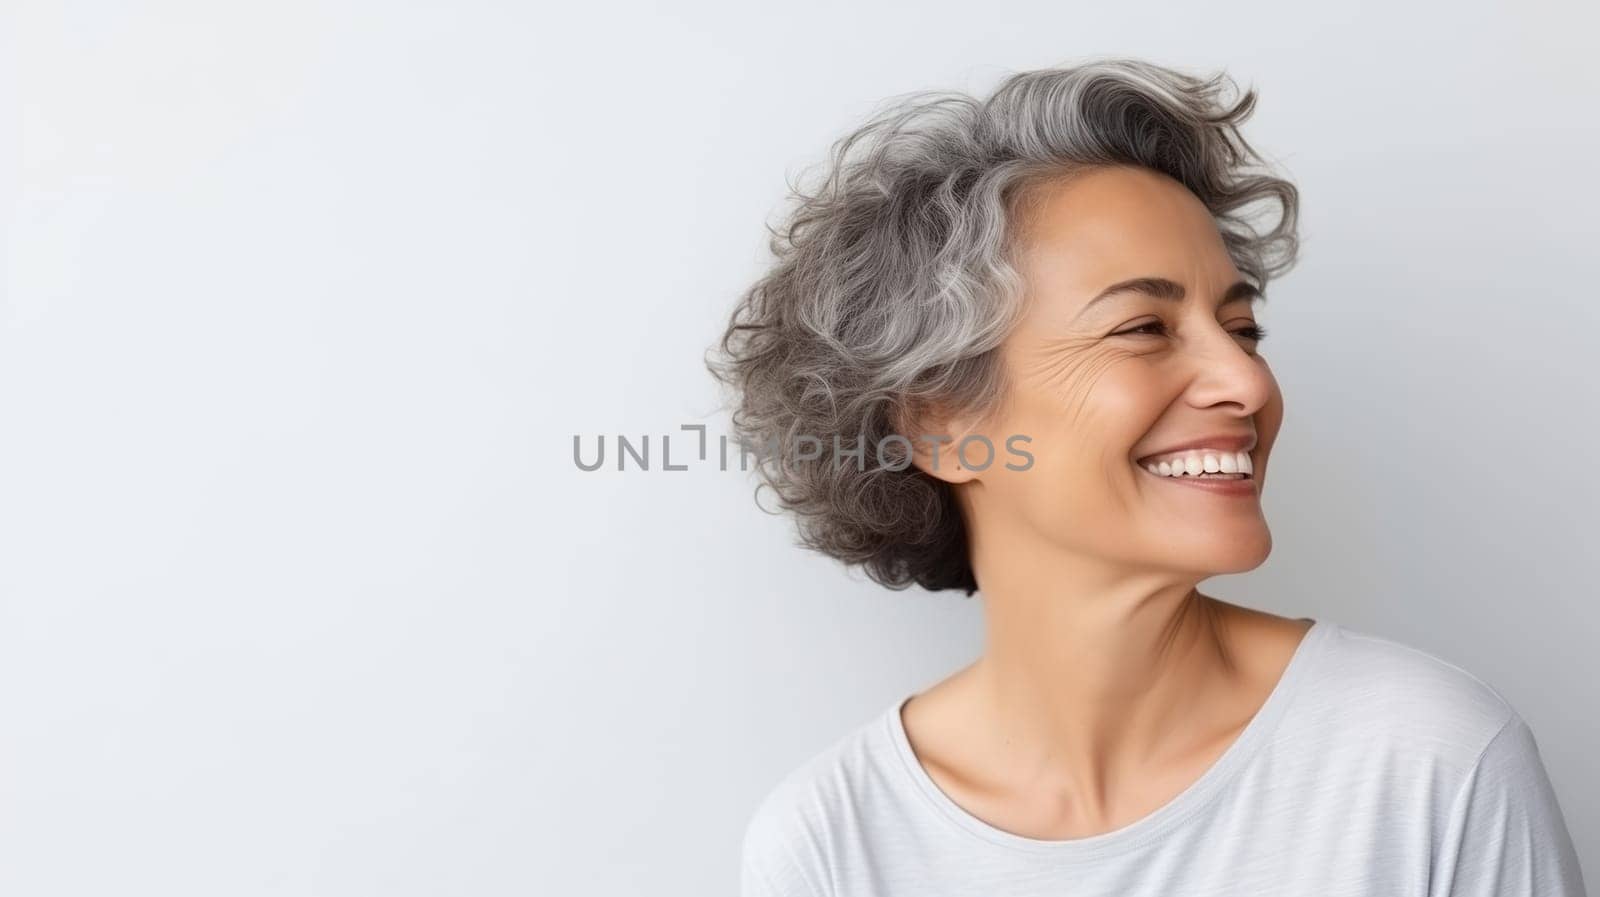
[1152,528,1272,574]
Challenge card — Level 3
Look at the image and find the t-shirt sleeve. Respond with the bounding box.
[739,796,830,897]
[1430,709,1589,897]
[740,847,816,897]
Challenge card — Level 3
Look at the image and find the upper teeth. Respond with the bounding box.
[1140,450,1254,477]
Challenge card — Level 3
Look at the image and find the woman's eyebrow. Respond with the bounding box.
[1074,277,1263,319]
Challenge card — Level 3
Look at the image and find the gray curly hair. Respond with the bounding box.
[705,57,1300,596]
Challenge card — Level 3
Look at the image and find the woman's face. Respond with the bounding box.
[929,164,1284,577]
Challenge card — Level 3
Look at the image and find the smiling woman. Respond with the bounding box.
[706,57,1587,896]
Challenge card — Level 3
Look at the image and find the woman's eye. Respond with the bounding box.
[1233,323,1269,343]
[1110,321,1270,343]
[1112,321,1168,337]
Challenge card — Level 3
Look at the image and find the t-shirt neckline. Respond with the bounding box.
[882,616,1333,859]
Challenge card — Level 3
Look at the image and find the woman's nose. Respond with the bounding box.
[1180,326,1274,414]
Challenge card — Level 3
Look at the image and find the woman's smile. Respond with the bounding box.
[1134,458,1258,497]
[1133,436,1261,497]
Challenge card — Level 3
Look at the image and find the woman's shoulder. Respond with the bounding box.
[1293,620,1523,768]
[738,703,903,895]
[1289,621,1585,891]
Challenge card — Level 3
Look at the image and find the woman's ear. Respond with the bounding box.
[902,401,985,485]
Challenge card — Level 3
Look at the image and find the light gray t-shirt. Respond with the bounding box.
[739,619,1588,896]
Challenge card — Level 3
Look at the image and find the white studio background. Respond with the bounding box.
[3,1,1596,894]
